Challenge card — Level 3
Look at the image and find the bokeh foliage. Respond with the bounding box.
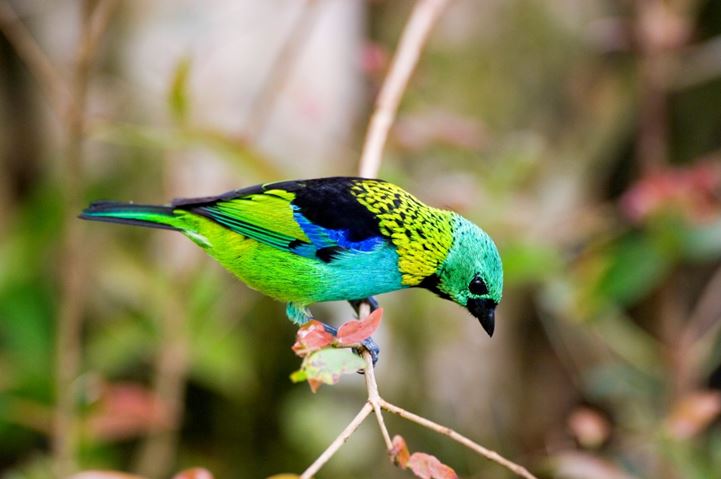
[1,1,721,478]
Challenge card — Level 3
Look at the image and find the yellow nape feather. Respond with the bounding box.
[351,181,454,286]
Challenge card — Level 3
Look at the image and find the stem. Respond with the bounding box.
[358,0,450,178]
[380,399,538,479]
[53,1,119,476]
[363,349,393,451]
[299,402,373,479]
[133,283,190,477]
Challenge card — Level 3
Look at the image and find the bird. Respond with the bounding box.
[80,177,503,363]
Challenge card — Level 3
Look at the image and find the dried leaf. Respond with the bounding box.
[551,452,636,479]
[407,452,458,479]
[292,320,334,357]
[337,308,383,345]
[70,472,145,479]
[87,382,170,441]
[390,435,411,468]
[620,161,721,223]
[290,348,365,393]
[172,469,214,479]
[667,390,721,439]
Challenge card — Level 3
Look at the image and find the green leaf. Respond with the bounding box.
[500,241,561,285]
[597,233,669,306]
[168,56,192,123]
[291,349,365,393]
[682,219,721,261]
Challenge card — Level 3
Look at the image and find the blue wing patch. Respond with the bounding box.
[291,206,385,262]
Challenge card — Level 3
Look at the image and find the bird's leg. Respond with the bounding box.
[347,297,380,366]
[286,302,314,325]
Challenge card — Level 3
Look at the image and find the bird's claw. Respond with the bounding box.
[320,323,380,369]
[354,337,380,368]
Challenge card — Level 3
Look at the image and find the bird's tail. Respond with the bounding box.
[79,201,181,231]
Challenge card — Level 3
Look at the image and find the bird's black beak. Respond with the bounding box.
[467,298,496,337]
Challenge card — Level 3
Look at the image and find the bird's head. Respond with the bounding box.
[420,215,503,337]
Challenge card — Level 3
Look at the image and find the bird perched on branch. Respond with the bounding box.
[80,177,503,363]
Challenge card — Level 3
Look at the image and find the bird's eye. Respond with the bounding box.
[469,276,488,296]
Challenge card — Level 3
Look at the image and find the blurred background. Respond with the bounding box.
[1,0,721,478]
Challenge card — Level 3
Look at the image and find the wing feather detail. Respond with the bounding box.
[172,178,389,262]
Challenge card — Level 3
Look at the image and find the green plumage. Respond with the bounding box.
[81,177,502,337]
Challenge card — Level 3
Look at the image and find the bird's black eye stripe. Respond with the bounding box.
[469,276,488,296]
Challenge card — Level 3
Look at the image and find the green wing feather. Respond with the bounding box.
[176,187,312,252]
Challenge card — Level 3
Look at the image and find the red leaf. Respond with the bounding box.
[87,382,170,441]
[292,320,334,357]
[337,308,383,345]
[390,435,411,468]
[407,452,458,479]
[307,378,322,394]
[172,469,214,479]
[620,161,721,223]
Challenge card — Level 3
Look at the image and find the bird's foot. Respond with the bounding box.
[357,337,380,367]
[287,300,380,368]
[321,323,380,368]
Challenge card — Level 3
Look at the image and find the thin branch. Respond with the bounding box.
[54,1,120,476]
[633,0,688,173]
[133,282,190,478]
[358,0,450,178]
[0,1,69,118]
[299,310,538,478]
[300,1,536,477]
[244,0,321,142]
[683,264,721,346]
[380,399,538,479]
[670,264,721,393]
[300,402,373,479]
[363,351,393,450]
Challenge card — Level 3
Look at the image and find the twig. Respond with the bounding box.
[299,306,538,478]
[682,264,721,346]
[633,0,688,173]
[358,0,450,178]
[244,0,321,142]
[0,1,69,118]
[363,351,393,450]
[54,1,120,476]
[133,282,190,478]
[356,305,393,450]
[301,1,538,477]
[299,346,538,478]
[670,264,721,393]
[380,400,538,479]
[299,402,373,479]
